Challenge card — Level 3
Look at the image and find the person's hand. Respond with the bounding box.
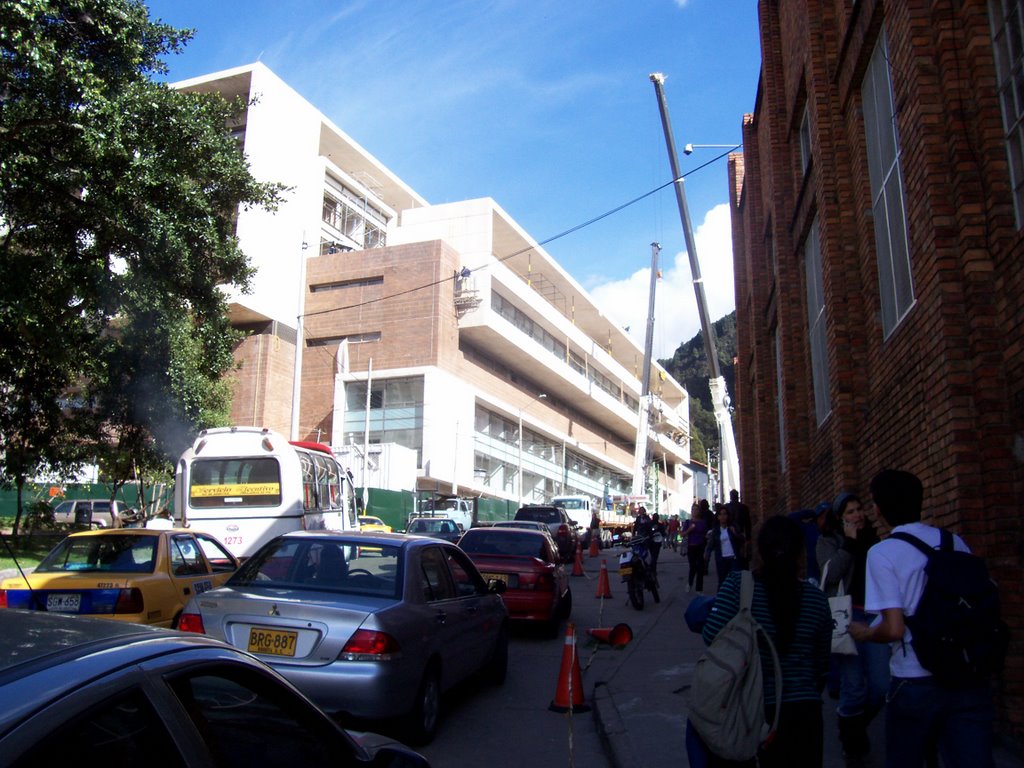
[848,621,869,642]
[843,519,859,538]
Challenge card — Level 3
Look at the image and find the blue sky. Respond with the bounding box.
[145,0,762,359]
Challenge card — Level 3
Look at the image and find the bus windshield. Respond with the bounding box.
[189,458,283,508]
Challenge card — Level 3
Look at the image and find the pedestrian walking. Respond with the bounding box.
[816,492,890,758]
[681,502,710,593]
[705,505,747,584]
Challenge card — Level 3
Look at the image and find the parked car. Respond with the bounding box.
[458,526,571,636]
[513,505,579,561]
[0,528,239,628]
[0,610,428,767]
[179,530,509,744]
[494,520,551,534]
[50,498,129,528]
[405,516,462,543]
[359,515,393,532]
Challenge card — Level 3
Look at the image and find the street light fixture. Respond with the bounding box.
[683,143,741,155]
[517,393,547,504]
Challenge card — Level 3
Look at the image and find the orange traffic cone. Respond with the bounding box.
[595,559,613,598]
[587,623,633,648]
[572,542,585,576]
[588,531,600,557]
[549,622,590,713]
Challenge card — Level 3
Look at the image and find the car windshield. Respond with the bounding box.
[230,538,401,599]
[36,535,158,574]
[460,531,547,559]
[410,519,450,533]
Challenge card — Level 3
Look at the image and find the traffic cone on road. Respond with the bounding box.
[572,542,585,576]
[586,623,633,648]
[595,559,613,598]
[549,623,589,713]
[588,531,600,558]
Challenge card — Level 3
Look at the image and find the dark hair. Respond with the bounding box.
[821,492,859,536]
[729,489,739,501]
[756,515,805,650]
[869,470,923,526]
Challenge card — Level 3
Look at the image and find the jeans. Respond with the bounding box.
[837,608,890,719]
[884,676,994,768]
[687,544,706,591]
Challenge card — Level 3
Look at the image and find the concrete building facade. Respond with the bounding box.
[730,0,1023,740]
[174,63,693,516]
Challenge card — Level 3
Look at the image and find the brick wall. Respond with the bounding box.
[735,0,1024,741]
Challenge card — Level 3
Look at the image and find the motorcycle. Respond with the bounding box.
[618,535,660,610]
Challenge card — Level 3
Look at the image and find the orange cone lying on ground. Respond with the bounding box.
[572,542,585,576]
[589,532,600,557]
[549,622,589,713]
[587,623,633,648]
[595,559,612,598]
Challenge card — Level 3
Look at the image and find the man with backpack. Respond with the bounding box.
[850,469,1004,768]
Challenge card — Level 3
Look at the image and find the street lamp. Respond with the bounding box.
[683,143,741,155]
[517,393,547,503]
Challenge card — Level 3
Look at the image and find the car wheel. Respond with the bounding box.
[404,665,442,745]
[484,625,509,685]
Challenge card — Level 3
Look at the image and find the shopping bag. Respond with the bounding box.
[821,561,858,656]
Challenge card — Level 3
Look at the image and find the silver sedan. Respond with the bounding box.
[179,530,509,744]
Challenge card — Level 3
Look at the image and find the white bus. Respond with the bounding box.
[175,427,358,558]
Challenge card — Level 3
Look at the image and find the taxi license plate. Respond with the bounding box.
[46,593,81,612]
[247,627,298,657]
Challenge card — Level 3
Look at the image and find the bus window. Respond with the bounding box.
[299,454,316,511]
[189,459,282,508]
[314,454,333,511]
[327,461,342,509]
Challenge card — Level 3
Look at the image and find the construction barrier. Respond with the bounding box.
[572,542,585,577]
[589,533,600,558]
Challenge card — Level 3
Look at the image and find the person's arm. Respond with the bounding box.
[849,607,904,643]
[816,534,851,592]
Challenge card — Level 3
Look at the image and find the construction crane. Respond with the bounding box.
[648,72,740,501]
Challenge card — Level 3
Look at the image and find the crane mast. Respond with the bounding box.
[648,72,740,501]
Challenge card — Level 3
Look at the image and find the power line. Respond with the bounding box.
[299,146,739,321]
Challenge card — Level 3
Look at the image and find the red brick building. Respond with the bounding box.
[730,0,1023,739]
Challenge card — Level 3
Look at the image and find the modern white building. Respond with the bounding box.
[174,63,693,517]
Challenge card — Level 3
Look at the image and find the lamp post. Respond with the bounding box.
[682,143,740,155]
[517,393,547,504]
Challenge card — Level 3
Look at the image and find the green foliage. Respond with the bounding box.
[0,1,280,496]
[659,312,737,463]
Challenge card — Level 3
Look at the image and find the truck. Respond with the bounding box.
[550,495,595,533]
[412,496,474,533]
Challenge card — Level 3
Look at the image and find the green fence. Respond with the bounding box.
[1,482,169,522]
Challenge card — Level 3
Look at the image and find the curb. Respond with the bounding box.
[592,681,640,768]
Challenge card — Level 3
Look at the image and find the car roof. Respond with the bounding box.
[277,530,424,547]
[62,528,179,540]
[0,610,224,680]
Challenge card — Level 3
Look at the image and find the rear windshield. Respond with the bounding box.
[229,538,401,600]
[189,458,282,509]
[460,530,548,559]
[36,535,157,574]
[515,508,558,523]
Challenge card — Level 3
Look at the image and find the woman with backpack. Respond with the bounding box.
[816,492,890,758]
[699,515,832,767]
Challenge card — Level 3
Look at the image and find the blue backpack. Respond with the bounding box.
[891,530,1009,688]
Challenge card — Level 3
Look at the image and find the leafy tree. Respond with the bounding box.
[0,0,280,530]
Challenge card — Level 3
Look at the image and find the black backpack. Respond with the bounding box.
[890,529,1009,688]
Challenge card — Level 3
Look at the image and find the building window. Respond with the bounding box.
[862,30,914,337]
[343,376,424,466]
[804,217,832,425]
[990,0,1024,226]
[799,103,812,176]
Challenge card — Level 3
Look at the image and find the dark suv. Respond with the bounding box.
[513,505,579,561]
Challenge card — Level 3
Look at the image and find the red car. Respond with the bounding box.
[458,527,571,636]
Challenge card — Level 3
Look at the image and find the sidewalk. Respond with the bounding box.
[589,550,1023,768]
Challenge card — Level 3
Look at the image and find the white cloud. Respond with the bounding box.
[590,203,735,360]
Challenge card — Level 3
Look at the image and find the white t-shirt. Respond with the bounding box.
[864,522,970,678]
[720,528,735,558]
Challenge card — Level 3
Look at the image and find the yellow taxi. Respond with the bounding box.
[358,515,392,532]
[0,528,239,628]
